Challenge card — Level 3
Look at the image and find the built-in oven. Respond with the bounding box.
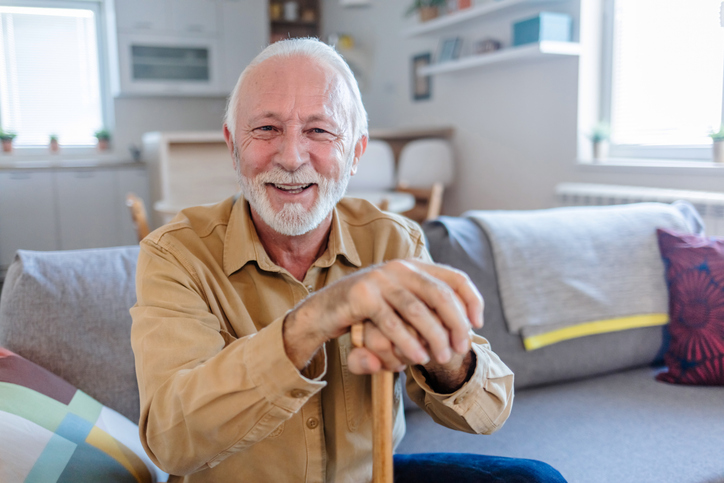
[113,34,222,96]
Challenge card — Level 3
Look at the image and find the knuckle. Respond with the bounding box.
[436,286,456,304]
[380,315,400,333]
[406,300,428,318]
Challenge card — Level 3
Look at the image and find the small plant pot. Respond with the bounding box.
[49,140,59,153]
[1,139,13,153]
[593,141,609,161]
[458,0,472,9]
[97,139,110,151]
[419,6,439,22]
[713,140,724,164]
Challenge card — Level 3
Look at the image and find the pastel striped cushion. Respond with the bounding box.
[0,347,167,482]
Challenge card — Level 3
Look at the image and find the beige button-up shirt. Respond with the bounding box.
[131,196,514,483]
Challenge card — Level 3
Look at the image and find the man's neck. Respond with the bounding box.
[250,208,333,281]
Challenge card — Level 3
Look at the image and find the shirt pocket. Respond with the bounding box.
[338,333,371,432]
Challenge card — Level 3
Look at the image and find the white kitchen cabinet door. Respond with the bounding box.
[172,0,219,35]
[115,0,170,34]
[56,169,119,250]
[0,171,59,269]
[117,166,151,245]
[219,0,269,93]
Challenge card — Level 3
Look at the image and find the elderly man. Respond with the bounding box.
[131,38,566,483]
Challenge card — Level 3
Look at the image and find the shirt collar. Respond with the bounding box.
[223,198,362,276]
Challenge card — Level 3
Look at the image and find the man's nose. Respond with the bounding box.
[276,131,308,171]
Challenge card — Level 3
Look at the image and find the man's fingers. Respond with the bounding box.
[346,347,382,374]
[369,303,430,365]
[346,346,406,375]
[406,260,485,330]
[383,286,454,364]
[362,322,407,371]
[386,261,472,356]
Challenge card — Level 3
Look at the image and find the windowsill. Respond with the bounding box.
[0,150,136,169]
[577,157,724,176]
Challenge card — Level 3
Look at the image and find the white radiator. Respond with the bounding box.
[555,183,724,236]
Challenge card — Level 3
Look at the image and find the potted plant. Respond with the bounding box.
[0,129,17,153]
[49,134,59,153]
[589,122,610,160]
[405,0,447,22]
[94,129,111,151]
[709,125,724,164]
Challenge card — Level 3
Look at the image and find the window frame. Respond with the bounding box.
[0,0,113,156]
[598,0,724,162]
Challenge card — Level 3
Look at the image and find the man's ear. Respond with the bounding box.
[223,123,237,170]
[350,135,368,176]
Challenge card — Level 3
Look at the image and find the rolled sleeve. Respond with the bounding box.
[244,316,327,413]
[406,334,514,435]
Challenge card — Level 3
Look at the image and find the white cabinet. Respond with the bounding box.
[115,0,170,33]
[172,0,219,35]
[0,166,150,273]
[0,171,58,269]
[108,0,266,96]
[56,170,119,250]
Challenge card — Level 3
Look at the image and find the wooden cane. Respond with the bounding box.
[351,323,393,483]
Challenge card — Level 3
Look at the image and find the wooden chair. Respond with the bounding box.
[125,192,150,242]
[396,182,444,222]
[396,139,454,223]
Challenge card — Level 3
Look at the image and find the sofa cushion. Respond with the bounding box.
[655,228,724,385]
[398,366,724,483]
[0,347,166,482]
[0,246,141,422]
[423,217,669,389]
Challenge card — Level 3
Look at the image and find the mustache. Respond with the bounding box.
[255,165,323,185]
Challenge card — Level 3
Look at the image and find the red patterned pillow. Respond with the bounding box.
[655,228,724,385]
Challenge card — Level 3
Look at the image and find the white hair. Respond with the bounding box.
[224,37,368,145]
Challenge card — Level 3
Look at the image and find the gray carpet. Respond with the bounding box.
[398,367,724,483]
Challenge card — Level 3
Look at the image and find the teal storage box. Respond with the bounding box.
[513,12,572,47]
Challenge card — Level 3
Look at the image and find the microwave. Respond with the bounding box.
[113,34,222,96]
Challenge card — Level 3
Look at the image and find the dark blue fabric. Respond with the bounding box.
[393,453,567,483]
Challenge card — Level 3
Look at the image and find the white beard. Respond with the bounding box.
[235,148,352,236]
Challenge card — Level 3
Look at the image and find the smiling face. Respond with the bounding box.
[225,55,365,237]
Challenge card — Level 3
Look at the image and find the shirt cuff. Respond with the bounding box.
[408,338,513,433]
[243,315,327,414]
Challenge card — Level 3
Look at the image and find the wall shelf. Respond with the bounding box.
[402,0,566,38]
[418,41,580,76]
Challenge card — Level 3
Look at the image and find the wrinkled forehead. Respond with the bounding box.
[237,55,354,127]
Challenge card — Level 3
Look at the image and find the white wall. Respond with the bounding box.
[322,0,724,215]
[112,97,227,160]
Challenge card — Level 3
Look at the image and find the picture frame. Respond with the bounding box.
[411,52,432,101]
[438,37,462,63]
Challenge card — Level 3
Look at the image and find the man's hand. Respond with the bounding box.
[282,259,484,381]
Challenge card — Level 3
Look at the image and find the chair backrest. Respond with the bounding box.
[126,192,150,242]
[346,139,396,191]
[397,139,454,188]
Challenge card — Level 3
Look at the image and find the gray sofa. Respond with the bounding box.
[0,209,722,483]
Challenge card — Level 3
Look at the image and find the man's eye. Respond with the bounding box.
[312,128,330,135]
[257,126,274,131]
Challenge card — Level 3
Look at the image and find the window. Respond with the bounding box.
[601,0,724,160]
[0,2,106,148]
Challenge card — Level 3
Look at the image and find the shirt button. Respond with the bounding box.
[290,389,308,398]
[305,284,314,292]
[306,417,319,429]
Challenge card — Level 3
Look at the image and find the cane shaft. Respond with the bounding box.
[351,323,394,483]
[372,370,394,483]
